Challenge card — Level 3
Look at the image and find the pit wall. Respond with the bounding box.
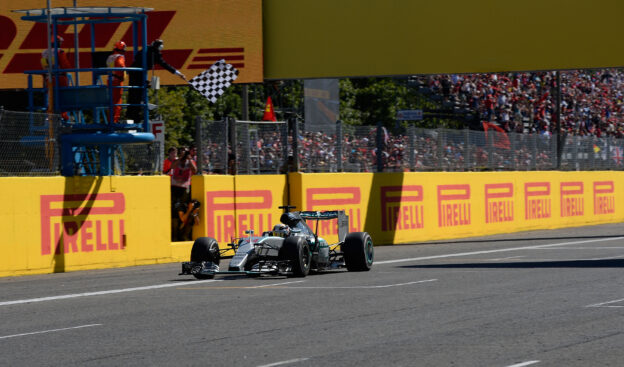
[1,172,621,277]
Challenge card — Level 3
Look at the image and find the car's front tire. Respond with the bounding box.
[190,237,220,279]
[280,236,311,277]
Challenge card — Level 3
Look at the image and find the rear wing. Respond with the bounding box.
[299,210,350,242]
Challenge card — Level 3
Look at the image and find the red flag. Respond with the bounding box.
[262,96,277,121]
[482,121,510,149]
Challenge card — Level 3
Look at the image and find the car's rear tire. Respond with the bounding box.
[280,236,310,277]
[343,232,374,271]
[190,237,220,279]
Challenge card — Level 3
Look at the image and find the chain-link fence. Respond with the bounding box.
[236,120,288,174]
[195,118,624,174]
[0,108,160,176]
[196,118,289,175]
[5,111,623,176]
[196,119,229,174]
[118,142,161,175]
[0,109,61,176]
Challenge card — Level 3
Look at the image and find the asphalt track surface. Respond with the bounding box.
[1,224,624,367]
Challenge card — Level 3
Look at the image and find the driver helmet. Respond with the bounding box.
[272,224,290,237]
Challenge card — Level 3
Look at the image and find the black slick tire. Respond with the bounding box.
[189,237,220,279]
[280,236,311,277]
[342,232,374,271]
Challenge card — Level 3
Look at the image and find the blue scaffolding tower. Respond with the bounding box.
[14,6,156,176]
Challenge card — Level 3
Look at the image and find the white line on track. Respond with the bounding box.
[0,279,221,307]
[374,236,624,265]
[256,358,310,367]
[287,279,437,289]
[3,236,622,308]
[505,361,540,367]
[586,298,624,308]
[247,280,306,288]
[487,256,526,261]
[0,324,102,340]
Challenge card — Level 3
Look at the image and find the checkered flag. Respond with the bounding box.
[188,59,239,104]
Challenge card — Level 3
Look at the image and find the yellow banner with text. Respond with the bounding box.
[0,176,171,277]
[294,172,622,245]
[0,0,262,89]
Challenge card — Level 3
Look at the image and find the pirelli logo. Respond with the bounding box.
[525,182,551,220]
[437,184,471,227]
[306,187,361,236]
[484,183,513,224]
[40,193,126,256]
[205,190,273,244]
[593,181,615,215]
[560,182,584,217]
[380,185,424,231]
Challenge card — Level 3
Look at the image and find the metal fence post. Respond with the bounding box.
[436,128,443,170]
[606,136,612,170]
[408,124,415,171]
[195,116,203,174]
[281,119,289,173]
[464,128,471,171]
[228,117,237,175]
[510,132,517,171]
[336,120,343,172]
[487,128,494,170]
[590,135,596,170]
[290,117,299,172]
[222,118,229,174]
[531,134,537,170]
[376,122,384,172]
[241,121,250,174]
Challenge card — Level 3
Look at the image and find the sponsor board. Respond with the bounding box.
[380,185,424,232]
[560,181,584,217]
[484,183,513,224]
[306,186,362,237]
[525,182,552,220]
[205,189,274,244]
[0,0,262,89]
[593,181,615,215]
[0,176,170,277]
[193,175,286,247]
[40,193,126,255]
[437,184,471,227]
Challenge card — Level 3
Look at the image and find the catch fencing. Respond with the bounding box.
[197,119,624,174]
[2,110,623,176]
[0,108,160,176]
[0,109,61,176]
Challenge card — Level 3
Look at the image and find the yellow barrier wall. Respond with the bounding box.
[293,172,623,245]
[0,176,171,277]
[1,172,622,277]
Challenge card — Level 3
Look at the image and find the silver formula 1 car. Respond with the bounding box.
[180,206,374,279]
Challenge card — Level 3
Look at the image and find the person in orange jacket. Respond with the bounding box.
[41,35,72,120]
[106,41,127,123]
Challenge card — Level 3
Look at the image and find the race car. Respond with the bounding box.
[180,206,374,279]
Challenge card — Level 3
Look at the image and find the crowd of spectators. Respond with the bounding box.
[196,68,624,173]
[418,69,624,138]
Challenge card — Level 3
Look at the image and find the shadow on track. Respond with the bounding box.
[400,258,624,269]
